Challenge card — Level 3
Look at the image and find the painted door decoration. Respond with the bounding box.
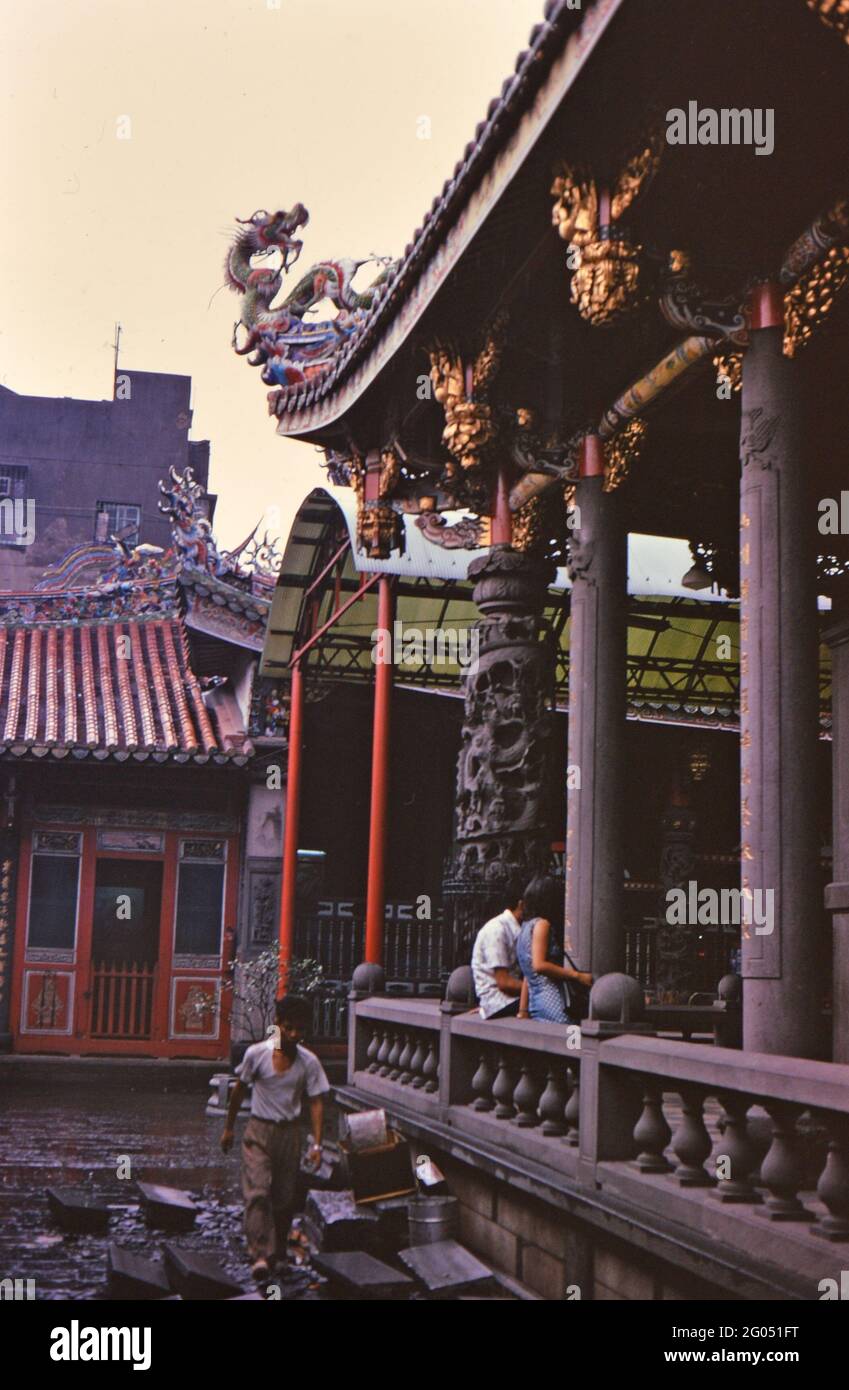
[18,829,82,1038]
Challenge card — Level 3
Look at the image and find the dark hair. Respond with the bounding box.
[522,875,564,934]
[503,879,526,912]
[275,995,311,1029]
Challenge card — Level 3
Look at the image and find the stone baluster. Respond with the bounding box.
[539,1066,569,1137]
[714,1092,761,1202]
[514,1059,543,1128]
[422,1039,439,1093]
[633,1081,671,1173]
[409,1034,427,1089]
[564,1062,580,1146]
[492,1054,517,1119]
[670,1087,714,1187]
[759,1101,808,1221]
[813,1113,849,1240]
[366,1026,381,1073]
[387,1031,403,1080]
[471,1052,496,1111]
[377,1029,392,1076]
[398,1033,414,1085]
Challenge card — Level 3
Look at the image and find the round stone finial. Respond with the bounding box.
[446,965,478,1005]
[717,972,742,1003]
[351,962,385,996]
[589,972,645,1023]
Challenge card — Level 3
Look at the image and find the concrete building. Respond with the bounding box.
[0,370,212,589]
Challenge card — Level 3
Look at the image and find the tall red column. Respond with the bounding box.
[277,660,304,995]
[365,577,395,964]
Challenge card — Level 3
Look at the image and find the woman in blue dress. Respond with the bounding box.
[516,875,593,1024]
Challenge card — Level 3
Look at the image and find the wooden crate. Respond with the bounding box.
[341,1129,416,1204]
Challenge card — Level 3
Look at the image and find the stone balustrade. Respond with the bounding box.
[341,989,849,1298]
[593,1033,849,1245]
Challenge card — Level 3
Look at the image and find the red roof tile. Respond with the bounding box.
[0,616,247,763]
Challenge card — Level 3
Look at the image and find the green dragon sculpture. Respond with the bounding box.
[227,206,396,394]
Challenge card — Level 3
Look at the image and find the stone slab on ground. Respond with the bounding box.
[313,1250,415,1300]
[162,1244,245,1300]
[107,1244,171,1300]
[301,1189,381,1252]
[137,1182,198,1231]
[45,1187,111,1235]
[398,1239,496,1296]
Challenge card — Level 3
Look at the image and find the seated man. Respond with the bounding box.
[470,882,525,1019]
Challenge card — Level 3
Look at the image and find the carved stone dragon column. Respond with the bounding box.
[445,544,556,966]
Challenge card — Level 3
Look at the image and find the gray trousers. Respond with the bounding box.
[241,1115,300,1264]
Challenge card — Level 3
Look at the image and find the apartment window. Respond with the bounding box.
[0,464,29,547]
[0,464,28,498]
[95,501,141,544]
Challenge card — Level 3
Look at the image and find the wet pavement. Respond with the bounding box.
[0,1064,327,1301]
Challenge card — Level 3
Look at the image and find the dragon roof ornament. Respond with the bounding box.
[227,206,397,418]
[157,466,282,589]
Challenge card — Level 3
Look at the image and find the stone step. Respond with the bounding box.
[137,1182,198,1232]
[45,1187,111,1234]
[301,1189,381,1252]
[313,1250,415,1300]
[107,1244,171,1300]
[398,1238,497,1297]
[161,1244,245,1300]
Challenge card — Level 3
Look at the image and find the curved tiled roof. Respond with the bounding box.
[275,0,613,427]
[0,616,251,765]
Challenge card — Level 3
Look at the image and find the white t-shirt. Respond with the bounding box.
[471,909,522,1018]
[236,1039,330,1122]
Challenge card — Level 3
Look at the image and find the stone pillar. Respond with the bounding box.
[564,437,627,977]
[445,544,555,964]
[739,289,824,1058]
[654,782,697,1002]
[825,609,849,1062]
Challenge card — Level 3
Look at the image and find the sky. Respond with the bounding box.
[1,0,543,551]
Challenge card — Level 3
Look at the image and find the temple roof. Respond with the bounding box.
[272,0,607,436]
[0,612,252,766]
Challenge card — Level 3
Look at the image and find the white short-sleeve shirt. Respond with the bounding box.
[471,909,522,1018]
[236,1039,330,1122]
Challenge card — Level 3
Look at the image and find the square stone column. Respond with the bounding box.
[739,311,825,1058]
[564,440,627,976]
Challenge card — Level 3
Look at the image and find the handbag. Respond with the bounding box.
[563,946,590,1022]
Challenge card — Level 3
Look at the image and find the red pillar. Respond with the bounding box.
[277,660,304,994]
[364,577,395,965]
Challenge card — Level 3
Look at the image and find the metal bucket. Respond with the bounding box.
[407,1195,459,1246]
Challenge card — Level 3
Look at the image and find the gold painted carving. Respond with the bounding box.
[784,242,849,356]
[602,417,647,492]
[429,317,506,478]
[551,127,663,327]
[714,351,742,393]
[806,0,849,42]
[350,450,404,559]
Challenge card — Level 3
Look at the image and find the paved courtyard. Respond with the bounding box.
[0,1061,330,1301]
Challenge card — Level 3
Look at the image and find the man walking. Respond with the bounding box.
[221,995,329,1280]
[470,881,525,1019]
